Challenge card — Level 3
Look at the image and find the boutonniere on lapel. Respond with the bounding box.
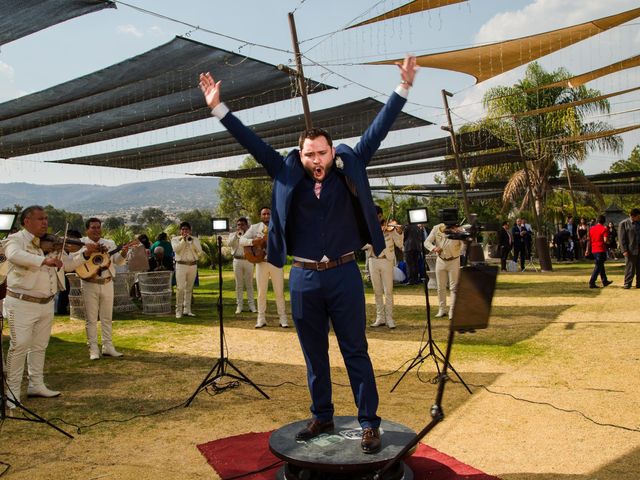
[335,156,344,170]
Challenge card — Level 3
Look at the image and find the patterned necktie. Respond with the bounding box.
[314,182,322,199]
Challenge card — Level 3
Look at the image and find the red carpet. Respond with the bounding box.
[197,431,500,480]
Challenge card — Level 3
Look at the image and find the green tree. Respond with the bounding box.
[178,209,215,236]
[136,208,169,228]
[43,205,84,233]
[103,216,125,231]
[217,156,273,223]
[474,62,622,236]
[605,144,640,211]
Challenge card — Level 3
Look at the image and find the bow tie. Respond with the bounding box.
[31,237,41,248]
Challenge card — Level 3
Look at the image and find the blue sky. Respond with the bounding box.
[0,0,638,186]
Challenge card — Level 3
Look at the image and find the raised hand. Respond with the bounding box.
[199,72,222,109]
[396,55,418,88]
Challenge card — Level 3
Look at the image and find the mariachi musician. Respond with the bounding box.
[363,206,404,329]
[239,207,288,328]
[227,217,257,315]
[171,221,202,319]
[80,217,130,360]
[3,206,95,408]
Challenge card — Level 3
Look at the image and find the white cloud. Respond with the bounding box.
[476,0,638,44]
[117,24,143,38]
[0,60,25,102]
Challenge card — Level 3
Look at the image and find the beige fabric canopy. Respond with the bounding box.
[348,0,466,29]
[509,85,640,118]
[369,7,640,83]
[545,54,640,89]
[546,124,640,144]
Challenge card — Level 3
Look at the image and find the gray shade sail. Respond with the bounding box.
[56,97,432,171]
[203,129,503,178]
[0,0,115,46]
[0,36,332,158]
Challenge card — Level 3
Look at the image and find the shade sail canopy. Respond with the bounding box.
[0,0,115,46]
[348,0,466,29]
[369,8,640,83]
[0,36,332,159]
[510,86,640,118]
[545,54,640,89]
[53,98,431,169]
[365,149,522,178]
[546,124,640,144]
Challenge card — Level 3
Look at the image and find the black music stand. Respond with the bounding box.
[375,265,498,480]
[185,219,268,406]
[390,243,471,394]
[0,315,73,438]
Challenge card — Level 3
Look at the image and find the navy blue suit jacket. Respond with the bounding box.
[220,91,407,268]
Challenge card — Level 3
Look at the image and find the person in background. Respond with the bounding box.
[618,207,640,289]
[498,221,513,271]
[81,218,129,360]
[577,217,589,259]
[55,229,83,315]
[403,222,424,285]
[239,207,287,328]
[365,206,403,329]
[587,214,612,289]
[150,232,173,265]
[227,216,257,314]
[606,221,618,260]
[424,222,463,318]
[171,222,202,318]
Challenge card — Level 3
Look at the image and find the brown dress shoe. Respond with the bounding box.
[295,419,334,441]
[361,427,381,454]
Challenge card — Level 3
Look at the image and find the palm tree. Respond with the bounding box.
[478,62,622,232]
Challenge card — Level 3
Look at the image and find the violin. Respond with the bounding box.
[384,220,404,234]
[39,234,84,254]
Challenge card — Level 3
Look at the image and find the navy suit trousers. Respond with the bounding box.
[289,261,380,429]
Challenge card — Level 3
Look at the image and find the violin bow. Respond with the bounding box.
[57,222,69,268]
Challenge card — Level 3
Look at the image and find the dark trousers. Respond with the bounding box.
[289,261,380,429]
[500,245,510,270]
[589,252,609,286]
[623,253,639,287]
[513,244,525,270]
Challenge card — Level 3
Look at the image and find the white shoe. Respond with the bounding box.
[235,307,243,314]
[434,310,447,318]
[249,306,257,313]
[386,320,396,329]
[102,345,124,357]
[27,385,61,398]
[89,344,101,360]
[185,312,196,317]
[370,320,386,327]
[176,311,183,319]
[255,319,267,329]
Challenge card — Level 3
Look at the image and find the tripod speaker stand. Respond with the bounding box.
[185,232,268,407]
[0,309,73,438]
[390,247,471,394]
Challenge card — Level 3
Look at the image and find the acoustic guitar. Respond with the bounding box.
[75,239,139,280]
[243,235,267,264]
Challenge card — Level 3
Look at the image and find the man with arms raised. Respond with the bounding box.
[199,55,417,453]
[4,206,95,408]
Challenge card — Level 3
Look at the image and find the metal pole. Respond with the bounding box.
[441,90,470,219]
[288,12,313,130]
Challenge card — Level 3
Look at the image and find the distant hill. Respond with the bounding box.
[0,177,220,216]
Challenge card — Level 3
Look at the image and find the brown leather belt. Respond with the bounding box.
[233,255,246,260]
[176,260,197,266]
[292,253,356,271]
[439,256,460,261]
[83,276,112,285]
[7,290,55,304]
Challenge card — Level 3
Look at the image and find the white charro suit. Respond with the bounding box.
[80,237,126,353]
[239,222,287,327]
[4,229,85,403]
[424,223,463,316]
[171,235,202,316]
[227,229,256,312]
